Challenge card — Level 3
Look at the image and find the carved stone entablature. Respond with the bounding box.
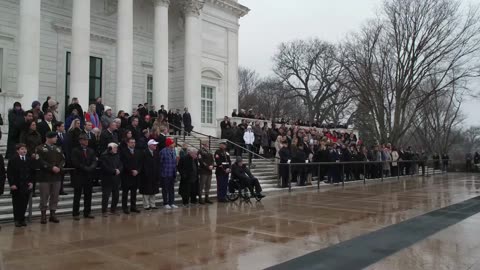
[184,0,205,17]
[153,0,171,7]
[206,0,249,17]
[52,21,116,44]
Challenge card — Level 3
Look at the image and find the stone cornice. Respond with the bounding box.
[184,0,205,17]
[153,0,170,7]
[51,21,116,44]
[206,0,250,18]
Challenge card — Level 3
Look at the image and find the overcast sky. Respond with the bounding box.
[238,0,480,126]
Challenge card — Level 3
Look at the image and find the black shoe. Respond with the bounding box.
[151,207,158,210]
[15,222,22,228]
[130,208,141,213]
[84,215,95,219]
[73,216,81,221]
[49,216,60,223]
[59,191,68,195]
[123,209,130,215]
[144,207,151,211]
[21,221,27,227]
[256,193,266,199]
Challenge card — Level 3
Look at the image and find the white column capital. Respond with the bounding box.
[153,0,170,8]
[184,0,204,17]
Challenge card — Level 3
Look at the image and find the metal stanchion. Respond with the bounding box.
[317,165,321,190]
[397,162,400,180]
[363,163,366,184]
[381,162,384,182]
[288,163,292,192]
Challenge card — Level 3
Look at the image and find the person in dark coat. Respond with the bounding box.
[158,105,168,120]
[291,144,307,186]
[140,140,161,210]
[278,140,291,188]
[42,97,51,113]
[178,148,199,206]
[95,97,104,118]
[120,137,143,214]
[198,141,214,204]
[99,122,119,154]
[215,142,231,202]
[65,97,85,129]
[70,134,97,220]
[6,102,25,159]
[100,143,123,216]
[7,144,32,227]
[183,108,193,135]
[231,157,265,198]
[37,111,55,143]
[19,121,42,159]
[173,109,183,135]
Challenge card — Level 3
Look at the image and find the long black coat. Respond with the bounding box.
[183,113,192,132]
[99,129,118,154]
[100,152,123,185]
[120,148,143,188]
[6,109,25,158]
[70,147,97,189]
[7,155,33,194]
[140,149,161,195]
[178,155,198,197]
[37,120,55,143]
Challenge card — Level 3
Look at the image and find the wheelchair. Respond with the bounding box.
[226,178,263,203]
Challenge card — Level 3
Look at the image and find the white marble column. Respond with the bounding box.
[227,30,239,115]
[153,0,169,109]
[17,0,41,105]
[183,0,203,130]
[70,0,91,111]
[116,0,134,112]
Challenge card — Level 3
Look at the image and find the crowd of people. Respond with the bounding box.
[231,108,349,129]
[0,98,265,228]
[0,97,455,228]
[220,116,451,188]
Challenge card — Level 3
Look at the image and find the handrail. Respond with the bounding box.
[224,140,273,162]
[167,122,220,140]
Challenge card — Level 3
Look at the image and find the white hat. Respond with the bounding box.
[147,139,159,146]
[105,106,112,111]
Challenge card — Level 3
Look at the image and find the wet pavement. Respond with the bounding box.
[1,173,480,269]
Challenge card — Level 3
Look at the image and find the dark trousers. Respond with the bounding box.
[73,182,93,217]
[279,164,289,188]
[292,169,306,186]
[162,177,175,205]
[181,182,197,205]
[246,177,262,194]
[246,144,253,165]
[102,180,120,213]
[216,175,229,200]
[12,191,30,222]
[122,185,138,210]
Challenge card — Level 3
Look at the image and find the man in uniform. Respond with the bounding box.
[36,131,65,224]
[198,140,214,204]
[215,142,231,202]
[70,134,98,220]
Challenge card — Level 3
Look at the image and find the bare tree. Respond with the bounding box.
[410,77,465,154]
[323,84,357,126]
[238,66,260,111]
[273,39,345,123]
[343,0,480,145]
[461,126,480,152]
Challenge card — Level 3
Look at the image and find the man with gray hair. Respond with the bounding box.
[178,147,199,207]
[198,140,214,204]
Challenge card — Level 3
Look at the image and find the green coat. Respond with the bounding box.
[35,144,65,183]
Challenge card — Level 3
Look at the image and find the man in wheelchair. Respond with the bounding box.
[231,157,266,199]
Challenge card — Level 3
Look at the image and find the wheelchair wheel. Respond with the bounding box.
[226,191,239,202]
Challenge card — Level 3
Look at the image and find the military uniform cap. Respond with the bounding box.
[46,131,57,139]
